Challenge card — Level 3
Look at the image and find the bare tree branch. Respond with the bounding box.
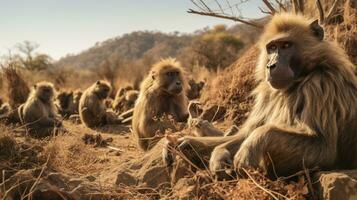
[214,0,225,13]
[315,0,325,24]
[259,7,274,15]
[187,9,263,28]
[198,0,212,12]
[262,0,277,14]
[274,0,287,11]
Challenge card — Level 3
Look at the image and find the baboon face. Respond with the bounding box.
[93,81,111,99]
[156,67,184,95]
[36,84,55,102]
[263,20,324,89]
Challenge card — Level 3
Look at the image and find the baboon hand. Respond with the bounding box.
[233,143,259,175]
[210,147,235,180]
[162,137,195,169]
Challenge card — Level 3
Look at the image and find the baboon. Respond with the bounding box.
[19,81,63,138]
[112,89,139,114]
[187,79,205,100]
[56,91,74,118]
[132,58,189,151]
[79,80,122,128]
[164,13,357,179]
[56,90,82,119]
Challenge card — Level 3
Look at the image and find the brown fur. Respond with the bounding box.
[19,81,62,138]
[79,80,121,128]
[56,90,82,119]
[187,79,205,100]
[132,58,189,151]
[165,13,357,178]
[112,89,139,114]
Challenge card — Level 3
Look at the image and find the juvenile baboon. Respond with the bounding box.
[56,90,82,119]
[19,81,63,138]
[164,13,357,179]
[112,89,139,114]
[79,80,122,128]
[132,58,189,151]
[187,79,205,100]
[56,91,74,118]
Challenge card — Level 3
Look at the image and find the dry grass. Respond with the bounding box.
[2,66,30,108]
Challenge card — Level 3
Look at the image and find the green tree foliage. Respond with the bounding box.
[191,25,244,71]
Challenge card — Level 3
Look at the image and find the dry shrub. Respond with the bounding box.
[44,135,107,174]
[200,46,259,126]
[2,66,30,108]
[0,132,17,160]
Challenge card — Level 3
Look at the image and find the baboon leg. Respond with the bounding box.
[233,125,334,177]
[163,136,236,170]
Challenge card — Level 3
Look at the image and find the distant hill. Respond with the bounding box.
[55,31,193,69]
[55,22,263,70]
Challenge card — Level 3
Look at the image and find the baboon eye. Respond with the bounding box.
[166,71,174,76]
[282,42,292,49]
[267,44,277,53]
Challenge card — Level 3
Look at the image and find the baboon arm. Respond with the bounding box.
[234,125,336,173]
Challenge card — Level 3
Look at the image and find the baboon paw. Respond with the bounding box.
[234,147,261,177]
[210,148,235,180]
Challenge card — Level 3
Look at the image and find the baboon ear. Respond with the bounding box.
[309,20,324,41]
[151,71,156,80]
[96,80,101,85]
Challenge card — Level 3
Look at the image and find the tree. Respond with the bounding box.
[16,41,53,71]
[191,25,244,71]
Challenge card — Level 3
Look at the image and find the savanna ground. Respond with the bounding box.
[0,0,356,199]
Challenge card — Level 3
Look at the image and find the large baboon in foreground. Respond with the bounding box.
[79,80,121,128]
[19,81,63,138]
[164,13,357,178]
[132,58,189,151]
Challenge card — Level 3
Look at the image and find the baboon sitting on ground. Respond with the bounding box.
[164,13,357,179]
[79,80,122,128]
[56,90,83,119]
[112,88,139,114]
[187,79,205,100]
[132,58,189,151]
[19,81,63,138]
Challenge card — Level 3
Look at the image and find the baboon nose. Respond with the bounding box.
[267,63,276,69]
[176,81,181,85]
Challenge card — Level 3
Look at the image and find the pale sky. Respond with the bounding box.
[0,0,264,60]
